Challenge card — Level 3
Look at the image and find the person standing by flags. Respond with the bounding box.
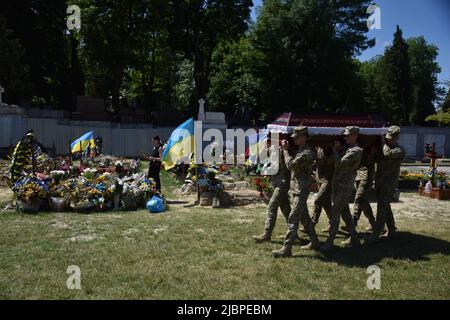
[145,136,164,192]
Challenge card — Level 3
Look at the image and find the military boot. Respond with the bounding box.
[272,246,292,258]
[366,225,386,233]
[342,216,359,232]
[380,228,397,239]
[365,214,376,232]
[252,233,271,243]
[364,232,381,244]
[320,238,334,252]
[341,235,361,247]
[301,239,321,250]
[353,216,359,228]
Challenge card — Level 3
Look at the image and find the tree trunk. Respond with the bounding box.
[112,66,123,112]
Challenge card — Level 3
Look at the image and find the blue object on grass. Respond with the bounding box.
[146,196,165,213]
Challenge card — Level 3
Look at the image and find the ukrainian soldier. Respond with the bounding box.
[272,126,320,258]
[311,146,334,232]
[321,126,363,251]
[352,145,377,231]
[311,137,346,233]
[253,145,291,243]
[366,126,405,243]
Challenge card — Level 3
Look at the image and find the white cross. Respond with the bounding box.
[198,98,206,121]
[0,85,4,105]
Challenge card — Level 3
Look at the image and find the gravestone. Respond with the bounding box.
[197,98,227,130]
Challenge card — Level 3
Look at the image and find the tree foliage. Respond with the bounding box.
[208,37,264,119]
[0,0,444,126]
[249,0,375,117]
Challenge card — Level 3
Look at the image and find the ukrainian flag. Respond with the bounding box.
[248,130,269,164]
[71,131,95,153]
[248,132,259,164]
[257,129,269,155]
[162,118,195,170]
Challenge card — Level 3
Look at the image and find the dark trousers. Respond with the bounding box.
[148,168,161,192]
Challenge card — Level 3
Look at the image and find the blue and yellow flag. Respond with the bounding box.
[162,118,195,170]
[257,129,269,154]
[248,132,259,164]
[248,130,269,164]
[71,131,95,153]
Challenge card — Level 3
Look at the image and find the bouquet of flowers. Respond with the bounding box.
[139,177,157,193]
[252,176,274,195]
[117,174,146,210]
[68,178,89,211]
[81,168,97,180]
[48,181,70,211]
[437,171,447,189]
[50,170,67,183]
[13,175,49,213]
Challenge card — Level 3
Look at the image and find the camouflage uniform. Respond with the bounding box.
[353,150,376,228]
[263,150,291,235]
[373,134,405,235]
[282,144,318,248]
[312,147,334,225]
[324,127,363,247]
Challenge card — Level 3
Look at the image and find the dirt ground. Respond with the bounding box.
[0,188,13,207]
[1,187,449,221]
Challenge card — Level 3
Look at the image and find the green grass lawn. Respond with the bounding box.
[0,172,449,299]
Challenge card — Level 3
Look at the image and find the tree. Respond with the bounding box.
[251,0,375,117]
[356,56,385,113]
[426,111,450,126]
[79,0,142,111]
[0,16,29,104]
[175,58,195,113]
[168,0,253,113]
[380,26,413,125]
[2,0,71,109]
[426,86,450,127]
[441,87,450,112]
[407,37,442,125]
[208,37,264,119]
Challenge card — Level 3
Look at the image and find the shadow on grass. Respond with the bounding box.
[167,200,190,205]
[313,232,450,267]
[267,230,450,267]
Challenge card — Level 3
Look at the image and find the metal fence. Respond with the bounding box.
[0,115,175,157]
[1,113,449,159]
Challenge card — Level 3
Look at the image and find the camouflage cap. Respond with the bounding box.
[385,125,401,139]
[342,126,360,136]
[291,126,309,138]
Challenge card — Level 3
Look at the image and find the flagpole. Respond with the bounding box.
[79,141,83,167]
[68,140,72,167]
[31,135,36,175]
[196,164,200,204]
